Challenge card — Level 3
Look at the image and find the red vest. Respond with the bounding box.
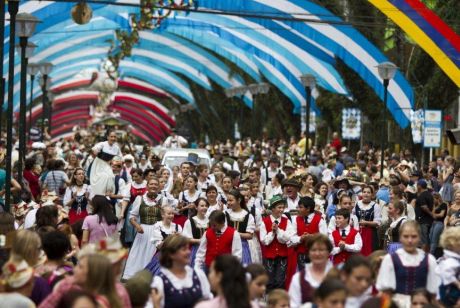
[331,228,359,265]
[262,216,288,259]
[130,185,147,203]
[204,227,235,267]
[295,213,321,254]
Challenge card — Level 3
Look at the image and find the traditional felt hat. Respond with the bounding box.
[333,176,351,189]
[269,194,286,209]
[281,178,301,189]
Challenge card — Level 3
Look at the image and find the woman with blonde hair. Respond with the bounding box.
[39,254,130,308]
[446,190,460,227]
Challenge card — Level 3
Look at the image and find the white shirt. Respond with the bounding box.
[63,184,91,208]
[194,225,242,269]
[353,200,382,225]
[436,249,460,285]
[286,195,300,212]
[329,225,363,255]
[123,181,147,201]
[206,202,227,218]
[259,215,295,245]
[92,141,121,156]
[246,203,263,229]
[183,216,209,239]
[289,262,333,308]
[151,266,211,308]
[376,248,439,294]
[179,190,201,204]
[163,135,188,148]
[130,194,166,221]
[151,221,183,248]
[289,213,328,247]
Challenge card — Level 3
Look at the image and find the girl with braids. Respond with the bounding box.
[122,177,165,280]
[195,254,253,308]
[63,168,91,224]
[176,175,201,227]
[182,198,209,267]
[225,189,255,265]
[145,206,182,275]
[353,185,381,256]
[120,168,146,247]
[385,200,407,253]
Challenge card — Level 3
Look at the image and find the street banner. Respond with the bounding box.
[423,110,442,148]
[410,109,424,144]
[342,108,361,140]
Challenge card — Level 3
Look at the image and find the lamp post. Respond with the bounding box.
[27,63,39,142]
[376,62,397,179]
[300,74,316,160]
[37,62,53,140]
[248,83,269,138]
[5,0,20,212]
[0,0,6,142]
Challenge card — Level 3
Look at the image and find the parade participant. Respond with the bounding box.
[446,190,460,227]
[64,151,81,179]
[410,289,432,308]
[89,130,121,196]
[385,200,407,253]
[289,196,328,269]
[123,177,164,279]
[145,206,182,275]
[436,227,460,307]
[354,185,381,256]
[330,209,362,265]
[313,181,329,218]
[176,175,200,227]
[311,279,347,308]
[300,173,317,198]
[120,168,146,247]
[282,178,301,217]
[341,255,372,308]
[82,195,118,245]
[182,198,209,267]
[225,189,255,265]
[197,164,213,193]
[247,182,265,215]
[170,162,191,197]
[150,235,211,308]
[159,175,178,208]
[260,195,295,290]
[327,194,359,232]
[195,255,251,308]
[63,168,91,224]
[122,154,135,179]
[260,155,283,186]
[194,210,242,272]
[327,178,352,211]
[267,289,290,308]
[138,154,152,172]
[39,254,131,308]
[163,128,188,148]
[219,175,233,202]
[23,157,41,201]
[264,173,284,202]
[205,185,226,216]
[42,159,70,200]
[289,234,334,307]
[376,221,439,307]
[109,157,128,217]
[246,264,269,307]
[13,202,27,230]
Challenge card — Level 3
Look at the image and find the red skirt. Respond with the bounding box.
[69,209,88,225]
[285,247,298,289]
[360,226,375,256]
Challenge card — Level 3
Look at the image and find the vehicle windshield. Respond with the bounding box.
[163,156,210,168]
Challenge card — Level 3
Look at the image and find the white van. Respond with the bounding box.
[160,148,212,169]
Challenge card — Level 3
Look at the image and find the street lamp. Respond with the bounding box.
[27,63,40,141]
[5,0,20,212]
[37,62,53,140]
[15,12,40,186]
[376,62,397,179]
[300,74,316,160]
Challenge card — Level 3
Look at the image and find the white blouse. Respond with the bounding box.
[151,266,211,308]
[151,221,183,248]
[130,194,165,220]
[376,248,439,294]
[179,190,201,204]
[225,209,256,234]
[183,216,209,239]
[259,215,295,245]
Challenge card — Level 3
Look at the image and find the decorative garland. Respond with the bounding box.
[107,0,195,76]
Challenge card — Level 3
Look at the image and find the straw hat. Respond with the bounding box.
[13,201,29,218]
[2,260,34,289]
[78,237,127,264]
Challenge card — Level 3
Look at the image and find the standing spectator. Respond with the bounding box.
[446,190,460,227]
[429,192,447,256]
[81,195,118,245]
[414,180,434,252]
[41,159,70,200]
[163,129,188,149]
[23,158,41,201]
[330,132,342,155]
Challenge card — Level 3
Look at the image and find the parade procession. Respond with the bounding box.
[0,0,459,307]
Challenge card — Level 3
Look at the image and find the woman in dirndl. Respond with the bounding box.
[121,168,146,247]
[183,198,209,267]
[354,185,381,256]
[385,200,407,253]
[145,205,182,275]
[224,189,255,265]
[122,177,164,280]
[63,168,91,224]
[176,175,201,227]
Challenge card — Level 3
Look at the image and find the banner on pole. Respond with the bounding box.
[342,108,361,140]
[300,107,316,133]
[423,110,442,148]
[410,109,424,144]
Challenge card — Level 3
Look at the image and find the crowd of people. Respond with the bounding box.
[0,129,459,308]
